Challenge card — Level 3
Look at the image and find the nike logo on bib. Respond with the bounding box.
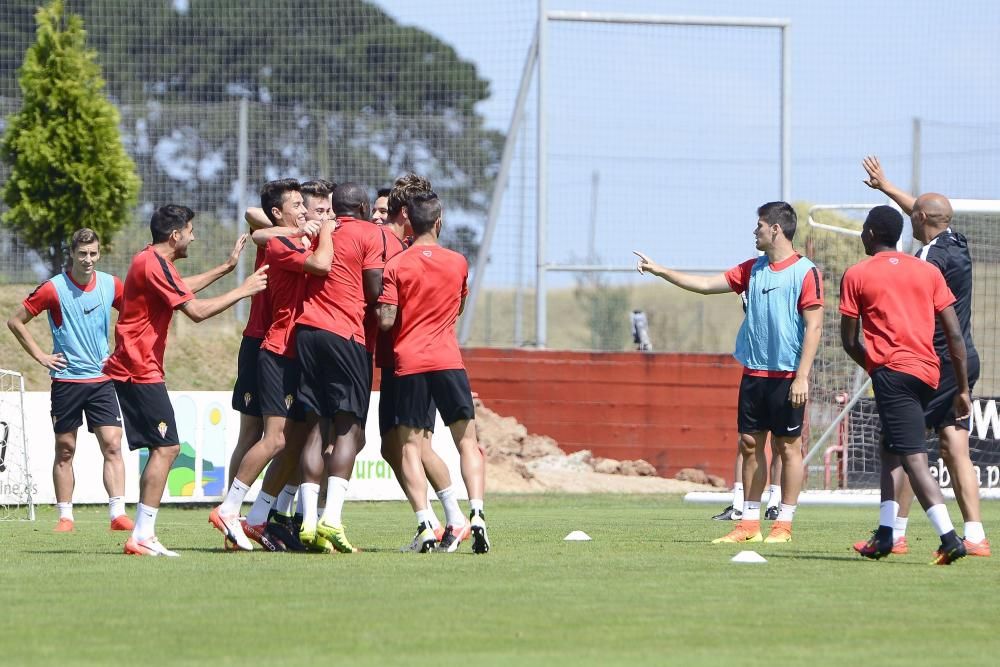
[83,305,100,315]
[762,287,780,294]
[786,425,801,432]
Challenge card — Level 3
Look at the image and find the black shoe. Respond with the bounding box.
[712,505,742,521]
[265,520,307,552]
[764,505,779,521]
[932,533,967,565]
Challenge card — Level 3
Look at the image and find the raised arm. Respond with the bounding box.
[303,219,336,275]
[938,305,971,420]
[179,264,268,323]
[6,306,67,372]
[184,233,248,293]
[251,219,320,248]
[245,207,272,231]
[633,251,733,295]
[862,155,916,216]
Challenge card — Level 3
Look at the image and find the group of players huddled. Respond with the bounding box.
[8,173,489,557]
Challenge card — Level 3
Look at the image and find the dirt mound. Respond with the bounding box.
[476,400,715,494]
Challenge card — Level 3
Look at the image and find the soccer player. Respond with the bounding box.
[842,205,970,564]
[7,228,132,533]
[372,187,391,224]
[635,202,823,544]
[379,191,490,554]
[294,182,387,553]
[211,179,335,551]
[859,156,989,556]
[104,205,268,556]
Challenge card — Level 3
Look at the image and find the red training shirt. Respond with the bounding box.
[296,217,385,345]
[103,246,194,383]
[242,245,271,339]
[839,250,955,388]
[261,236,312,358]
[365,227,409,366]
[379,244,469,376]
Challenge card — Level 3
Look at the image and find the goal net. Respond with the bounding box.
[805,202,1000,492]
[0,369,35,521]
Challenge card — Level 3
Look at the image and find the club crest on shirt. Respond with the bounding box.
[284,394,294,409]
[157,421,168,438]
[244,392,252,407]
[889,257,899,264]
[422,250,432,257]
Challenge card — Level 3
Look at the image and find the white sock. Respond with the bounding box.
[246,491,274,526]
[743,501,761,521]
[926,504,955,537]
[893,516,909,540]
[108,496,126,520]
[469,498,484,515]
[964,521,986,543]
[416,508,436,528]
[132,503,157,541]
[56,502,74,521]
[437,486,465,526]
[879,500,899,529]
[776,503,796,523]
[732,482,744,513]
[427,498,442,529]
[767,485,781,508]
[299,482,320,530]
[320,476,349,526]
[275,484,298,515]
[220,478,251,516]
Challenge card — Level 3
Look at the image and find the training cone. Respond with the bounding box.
[564,531,592,541]
[730,550,767,563]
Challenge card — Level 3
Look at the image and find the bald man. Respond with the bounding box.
[860,156,989,556]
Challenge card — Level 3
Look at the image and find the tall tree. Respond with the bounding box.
[1,0,140,274]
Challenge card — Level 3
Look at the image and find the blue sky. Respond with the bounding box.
[376,1,1000,285]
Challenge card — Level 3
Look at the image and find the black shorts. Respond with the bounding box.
[112,381,179,450]
[737,374,805,438]
[232,336,263,417]
[872,367,934,455]
[296,326,371,422]
[50,380,122,434]
[378,370,400,436]
[395,369,475,432]
[257,349,306,421]
[925,353,980,432]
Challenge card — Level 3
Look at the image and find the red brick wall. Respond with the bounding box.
[458,348,742,483]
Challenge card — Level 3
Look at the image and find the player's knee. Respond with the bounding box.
[738,434,757,455]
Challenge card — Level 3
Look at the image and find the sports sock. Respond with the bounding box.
[56,502,74,521]
[299,483,320,530]
[926,503,955,537]
[219,478,251,516]
[416,509,436,528]
[732,482,744,513]
[893,516,909,540]
[776,503,796,522]
[320,476,349,526]
[766,485,781,508]
[437,486,465,526]
[246,491,275,526]
[132,503,157,541]
[965,521,986,543]
[108,496,126,520]
[469,498,485,517]
[426,499,442,529]
[743,501,761,521]
[879,500,899,530]
[275,484,298,516]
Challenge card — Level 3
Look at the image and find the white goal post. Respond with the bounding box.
[0,368,35,521]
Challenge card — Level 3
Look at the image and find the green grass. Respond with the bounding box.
[2,495,999,666]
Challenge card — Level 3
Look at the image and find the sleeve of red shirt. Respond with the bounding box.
[112,276,125,310]
[22,280,57,317]
[380,258,399,306]
[362,228,387,271]
[838,268,860,318]
[266,237,311,272]
[144,256,194,310]
[931,268,956,313]
[797,265,824,311]
[724,258,756,294]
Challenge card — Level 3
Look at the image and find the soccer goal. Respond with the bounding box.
[0,369,34,521]
[803,201,1000,494]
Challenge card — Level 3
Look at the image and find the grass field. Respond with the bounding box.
[2,495,998,666]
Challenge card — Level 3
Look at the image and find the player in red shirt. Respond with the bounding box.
[371,187,390,224]
[294,182,387,553]
[6,228,132,533]
[379,192,490,554]
[211,180,334,551]
[105,205,268,557]
[841,206,970,565]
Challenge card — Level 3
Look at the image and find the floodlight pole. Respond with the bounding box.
[234,97,250,323]
[535,0,549,347]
